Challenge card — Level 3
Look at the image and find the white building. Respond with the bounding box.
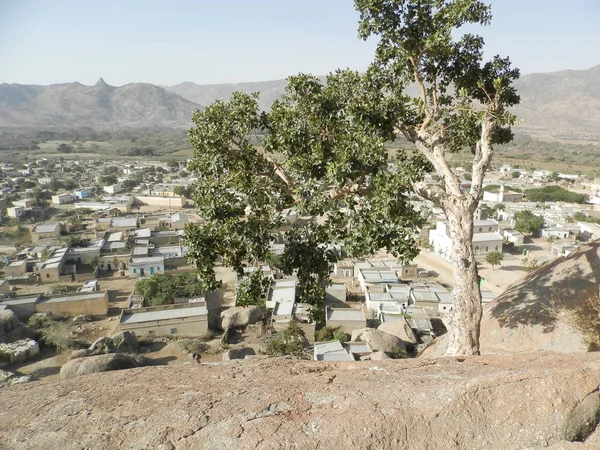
[482,185,523,203]
[6,206,26,219]
[429,220,503,260]
[103,184,123,194]
[501,229,524,245]
[51,193,76,205]
[128,256,165,277]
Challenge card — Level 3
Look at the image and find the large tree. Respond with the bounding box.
[185,0,519,355]
[355,0,519,355]
[185,73,426,320]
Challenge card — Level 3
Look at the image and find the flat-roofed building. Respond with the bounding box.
[325,306,366,335]
[35,290,109,317]
[0,295,40,321]
[7,206,26,219]
[51,193,76,205]
[118,302,208,337]
[128,256,164,277]
[31,221,62,242]
[313,340,355,361]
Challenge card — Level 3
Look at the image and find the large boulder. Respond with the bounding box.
[220,306,263,330]
[222,347,256,361]
[351,328,406,354]
[0,310,35,344]
[88,336,115,355]
[5,354,600,449]
[378,318,417,344]
[112,331,139,353]
[60,353,140,380]
[425,242,600,358]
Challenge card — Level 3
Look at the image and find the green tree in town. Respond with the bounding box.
[186,0,519,356]
[134,278,159,303]
[514,210,544,236]
[485,251,504,270]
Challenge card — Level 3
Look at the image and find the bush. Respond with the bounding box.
[40,321,75,353]
[264,322,307,357]
[524,186,588,204]
[176,338,208,354]
[315,326,350,344]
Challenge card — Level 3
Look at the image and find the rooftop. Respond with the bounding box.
[32,222,60,233]
[120,304,208,324]
[327,308,365,322]
[38,291,106,305]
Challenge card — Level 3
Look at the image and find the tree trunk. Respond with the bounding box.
[444,200,483,356]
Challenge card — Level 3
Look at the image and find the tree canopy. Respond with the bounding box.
[525,186,588,204]
[185,0,520,355]
[514,210,544,236]
[185,73,426,311]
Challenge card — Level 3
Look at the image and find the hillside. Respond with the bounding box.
[2,354,600,449]
[0,78,201,129]
[2,66,600,140]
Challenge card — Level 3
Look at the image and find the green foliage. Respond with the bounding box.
[135,272,205,306]
[98,174,118,186]
[485,250,504,269]
[173,185,194,198]
[264,321,307,357]
[511,171,521,178]
[236,270,269,307]
[63,235,89,248]
[134,278,159,302]
[121,179,139,192]
[514,210,544,236]
[525,186,588,204]
[185,73,425,305]
[315,326,350,344]
[40,321,73,353]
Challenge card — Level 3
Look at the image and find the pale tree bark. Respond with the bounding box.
[411,118,496,356]
[443,198,483,356]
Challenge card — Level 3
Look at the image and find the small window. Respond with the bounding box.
[485,246,489,251]
[46,274,50,278]
[156,267,160,271]
[133,268,136,273]
[479,228,482,232]
[170,328,177,334]
[475,246,479,251]
[148,330,154,335]
[489,227,492,231]
[495,246,499,251]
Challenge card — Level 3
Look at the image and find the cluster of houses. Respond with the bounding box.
[1,213,191,284]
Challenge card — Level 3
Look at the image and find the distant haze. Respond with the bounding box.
[1,65,600,141]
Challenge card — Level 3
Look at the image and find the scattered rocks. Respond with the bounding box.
[72,315,91,324]
[60,353,141,380]
[0,339,40,364]
[0,369,30,388]
[88,337,116,355]
[220,306,263,331]
[222,347,256,361]
[0,310,35,344]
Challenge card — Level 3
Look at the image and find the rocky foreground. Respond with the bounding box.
[1,353,600,449]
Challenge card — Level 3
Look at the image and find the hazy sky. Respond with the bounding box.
[1,0,599,86]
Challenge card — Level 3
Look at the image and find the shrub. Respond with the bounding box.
[264,322,307,357]
[315,326,350,344]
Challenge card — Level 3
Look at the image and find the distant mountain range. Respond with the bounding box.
[1,66,600,141]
